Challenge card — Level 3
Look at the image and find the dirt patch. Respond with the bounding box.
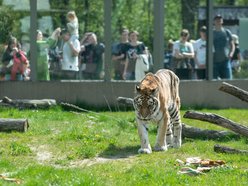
[30,145,53,164]
[30,145,136,168]
[66,155,136,168]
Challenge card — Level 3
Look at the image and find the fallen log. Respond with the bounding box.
[182,124,239,140]
[184,111,248,138]
[117,97,134,106]
[116,97,240,140]
[0,118,29,132]
[219,82,248,103]
[0,96,56,109]
[214,144,248,154]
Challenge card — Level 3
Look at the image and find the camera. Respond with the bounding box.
[16,52,22,58]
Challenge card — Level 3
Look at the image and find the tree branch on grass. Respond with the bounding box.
[182,123,239,140]
[214,144,248,154]
[183,111,248,138]
[116,97,237,140]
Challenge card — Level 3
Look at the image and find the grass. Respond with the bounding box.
[0,106,247,185]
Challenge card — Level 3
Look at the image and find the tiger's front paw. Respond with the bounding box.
[138,148,152,154]
[154,145,168,152]
[173,140,181,148]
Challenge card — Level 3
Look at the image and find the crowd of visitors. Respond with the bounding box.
[165,14,242,80]
[0,12,243,81]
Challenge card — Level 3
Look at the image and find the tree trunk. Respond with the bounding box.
[117,97,134,107]
[184,111,248,137]
[0,119,29,132]
[214,144,248,154]
[181,0,199,38]
[219,82,248,103]
[182,123,239,140]
[1,96,56,109]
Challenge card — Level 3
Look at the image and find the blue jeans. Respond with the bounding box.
[213,60,232,80]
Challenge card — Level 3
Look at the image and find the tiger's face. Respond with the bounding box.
[133,94,160,120]
[133,73,161,120]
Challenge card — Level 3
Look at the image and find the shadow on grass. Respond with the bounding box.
[98,143,139,159]
[182,132,241,143]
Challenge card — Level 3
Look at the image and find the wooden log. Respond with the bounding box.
[116,97,240,140]
[117,97,134,106]
[184,111,248,138]
[0,119,29,132]
[60,102,89,112]
[219,82,248,103]
[182,123,239,140]
[1,96,56,109]
[214,144,248,154]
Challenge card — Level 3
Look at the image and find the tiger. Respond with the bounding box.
[133,69,182,154]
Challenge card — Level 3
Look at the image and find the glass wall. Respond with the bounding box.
[1,0,248,82]
[0,0,31,81]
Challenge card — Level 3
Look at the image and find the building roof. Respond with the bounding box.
[2,0,50,10]
[198,6,248,20]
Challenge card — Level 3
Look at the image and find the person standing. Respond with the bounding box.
[213,14,234,80]
[172,29,195,79]
[124,30,146,80]
[80,32,105,80]
[60,28,80,79]
[231,34,242,74]
[36,28,60,81]
[194,26,207,79]
[112,28,129,80]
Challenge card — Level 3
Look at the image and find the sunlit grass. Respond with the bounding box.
[0,107,247,185]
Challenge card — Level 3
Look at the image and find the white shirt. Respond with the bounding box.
[193,38,206,68]
[61,37,80,71]
[172,40,194,56]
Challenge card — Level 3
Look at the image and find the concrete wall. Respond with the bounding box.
[0,80,247,109]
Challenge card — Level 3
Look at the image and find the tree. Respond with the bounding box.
[181,0,200,40]
[0,6,16,44]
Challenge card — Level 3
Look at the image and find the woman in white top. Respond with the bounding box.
[194,26,207,79]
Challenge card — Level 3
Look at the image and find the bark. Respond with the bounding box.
[0,118,29,132]
[60,102,89,112]
[0,96,56,109]
[214,144,248,154]
[116,97,134,107]
[184,111,248,138]
[219,82,248,103]
[182,123,239,140]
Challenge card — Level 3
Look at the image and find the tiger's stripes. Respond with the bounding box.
[167,103,182,148]
[133,69,182,154]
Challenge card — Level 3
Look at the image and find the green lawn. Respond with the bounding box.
[0,107,247,186]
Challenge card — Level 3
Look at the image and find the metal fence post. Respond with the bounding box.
[30,0,37,81]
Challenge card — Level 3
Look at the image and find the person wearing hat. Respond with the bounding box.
[231,34,242,73]
[213,14,235,79]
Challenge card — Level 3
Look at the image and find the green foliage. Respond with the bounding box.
[0,6,15,44]
[2,0,248,51]
[9,142,32,156]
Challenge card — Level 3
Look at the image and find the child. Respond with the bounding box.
[66,11,79,39]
